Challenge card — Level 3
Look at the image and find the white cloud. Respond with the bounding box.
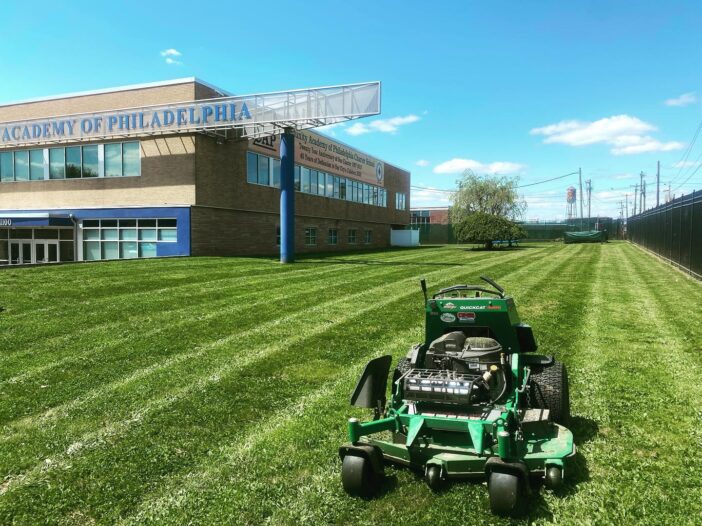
[531,114,684,155]
[410,187,452,208]
[160,48,183,65]
[160,48,182,57]
[346,114,420,136]
[415,159,430,167]
[665,92,697,107]
[433,158,525,175]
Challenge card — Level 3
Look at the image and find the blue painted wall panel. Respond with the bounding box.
[0,206,191,257]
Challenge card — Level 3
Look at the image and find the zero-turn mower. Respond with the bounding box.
[339,276,574,517]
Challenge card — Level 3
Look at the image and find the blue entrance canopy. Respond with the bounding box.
[0,213,73,227]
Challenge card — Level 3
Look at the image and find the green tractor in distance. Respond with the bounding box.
[339,276,574,517]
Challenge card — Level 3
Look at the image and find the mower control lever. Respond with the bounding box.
[480,275,505,297]
[433,285,504,298]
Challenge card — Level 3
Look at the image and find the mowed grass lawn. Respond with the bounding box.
[1,242,701,525]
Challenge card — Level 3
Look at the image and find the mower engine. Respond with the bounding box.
[405,332,506,407]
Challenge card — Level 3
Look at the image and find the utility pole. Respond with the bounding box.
[633,184,638,215]
[586,179,592,221]
[639,171,645,212]
[579,168,584,230]
[666,182,671,203]
[656,160,660,208]
[625,193,629,218]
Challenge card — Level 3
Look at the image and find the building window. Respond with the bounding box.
[29,149,44,180]
[82,218,176,261]
[247,152,258,184]
[328,228,338,245]
[305,227,317,246]
[257,155,270,186]
[364,229,373,244]
[294,165,301,191]
[348,229,357,244]
[14,150,29,181]
[102,142,140,178]
[0,152,13,182]
[396,192,407,210]
[245,150,388,209]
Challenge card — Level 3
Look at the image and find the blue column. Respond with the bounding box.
[280,128,295,263]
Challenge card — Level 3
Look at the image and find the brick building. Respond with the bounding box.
[410,206,450,225]
[0,78,410,265]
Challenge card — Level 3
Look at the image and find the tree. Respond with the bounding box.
[454,212,527,250]
[449,170,525,224]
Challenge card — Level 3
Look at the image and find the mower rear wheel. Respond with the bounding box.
[527,360,570,424]
[341,454,382,498]
[488,471,527,517]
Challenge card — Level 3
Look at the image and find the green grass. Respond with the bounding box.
[1,242,701,525]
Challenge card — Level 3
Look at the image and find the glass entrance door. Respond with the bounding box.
[35,241,59,264]
[9,241,33,265]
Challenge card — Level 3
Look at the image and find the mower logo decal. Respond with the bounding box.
[457,312,476,322]
[460,305,485,310]
[440,313,456,323]
[443,302,456,310]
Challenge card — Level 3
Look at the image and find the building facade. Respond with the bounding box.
[410,206,450,225]
[0,78,410,265]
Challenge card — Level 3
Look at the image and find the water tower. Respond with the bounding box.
[566,186,577,220]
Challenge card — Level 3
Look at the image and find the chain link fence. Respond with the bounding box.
[410,217,624,244]
[627,189,701,279]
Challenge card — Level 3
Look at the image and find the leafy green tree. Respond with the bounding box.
[449,170,525,223]
[454,212,527,250]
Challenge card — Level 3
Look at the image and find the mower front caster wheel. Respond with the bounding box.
[425,465,444,491]
[341,455,383,499]
[488,471,527,517]
[545,466,563,489]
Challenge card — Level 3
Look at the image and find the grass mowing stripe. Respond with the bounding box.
[121,244,591,525]
[0,248,517,422]
[0,248,447,351]
[117,244,582,524]
[0,248,460,381]
[0,250,492,426]
[0,247,545,494]
[545,243,701,524]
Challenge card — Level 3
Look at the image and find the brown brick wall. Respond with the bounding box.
[191,205,391,256]
[194,135,411,226]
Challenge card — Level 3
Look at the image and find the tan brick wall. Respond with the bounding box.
[0,136,197,210]
[191,206,391,257]
[0,82,198,121]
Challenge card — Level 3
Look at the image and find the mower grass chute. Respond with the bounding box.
[339,276,575,517]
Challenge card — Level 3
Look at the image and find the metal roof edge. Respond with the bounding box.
[0,78,231,108]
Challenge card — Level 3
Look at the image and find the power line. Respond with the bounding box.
[410,185,455,193]
[411,170,579,193]
[672,162,702,193]
[670,119,702,185]
[516,171,579,188]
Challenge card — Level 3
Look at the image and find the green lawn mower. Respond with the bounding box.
[339,276,575,517]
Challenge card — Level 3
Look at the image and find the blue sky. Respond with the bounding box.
[1,1,701,220]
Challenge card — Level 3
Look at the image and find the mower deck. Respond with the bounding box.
[347,405,575,477]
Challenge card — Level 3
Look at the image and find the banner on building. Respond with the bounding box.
[249,130,385,187]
